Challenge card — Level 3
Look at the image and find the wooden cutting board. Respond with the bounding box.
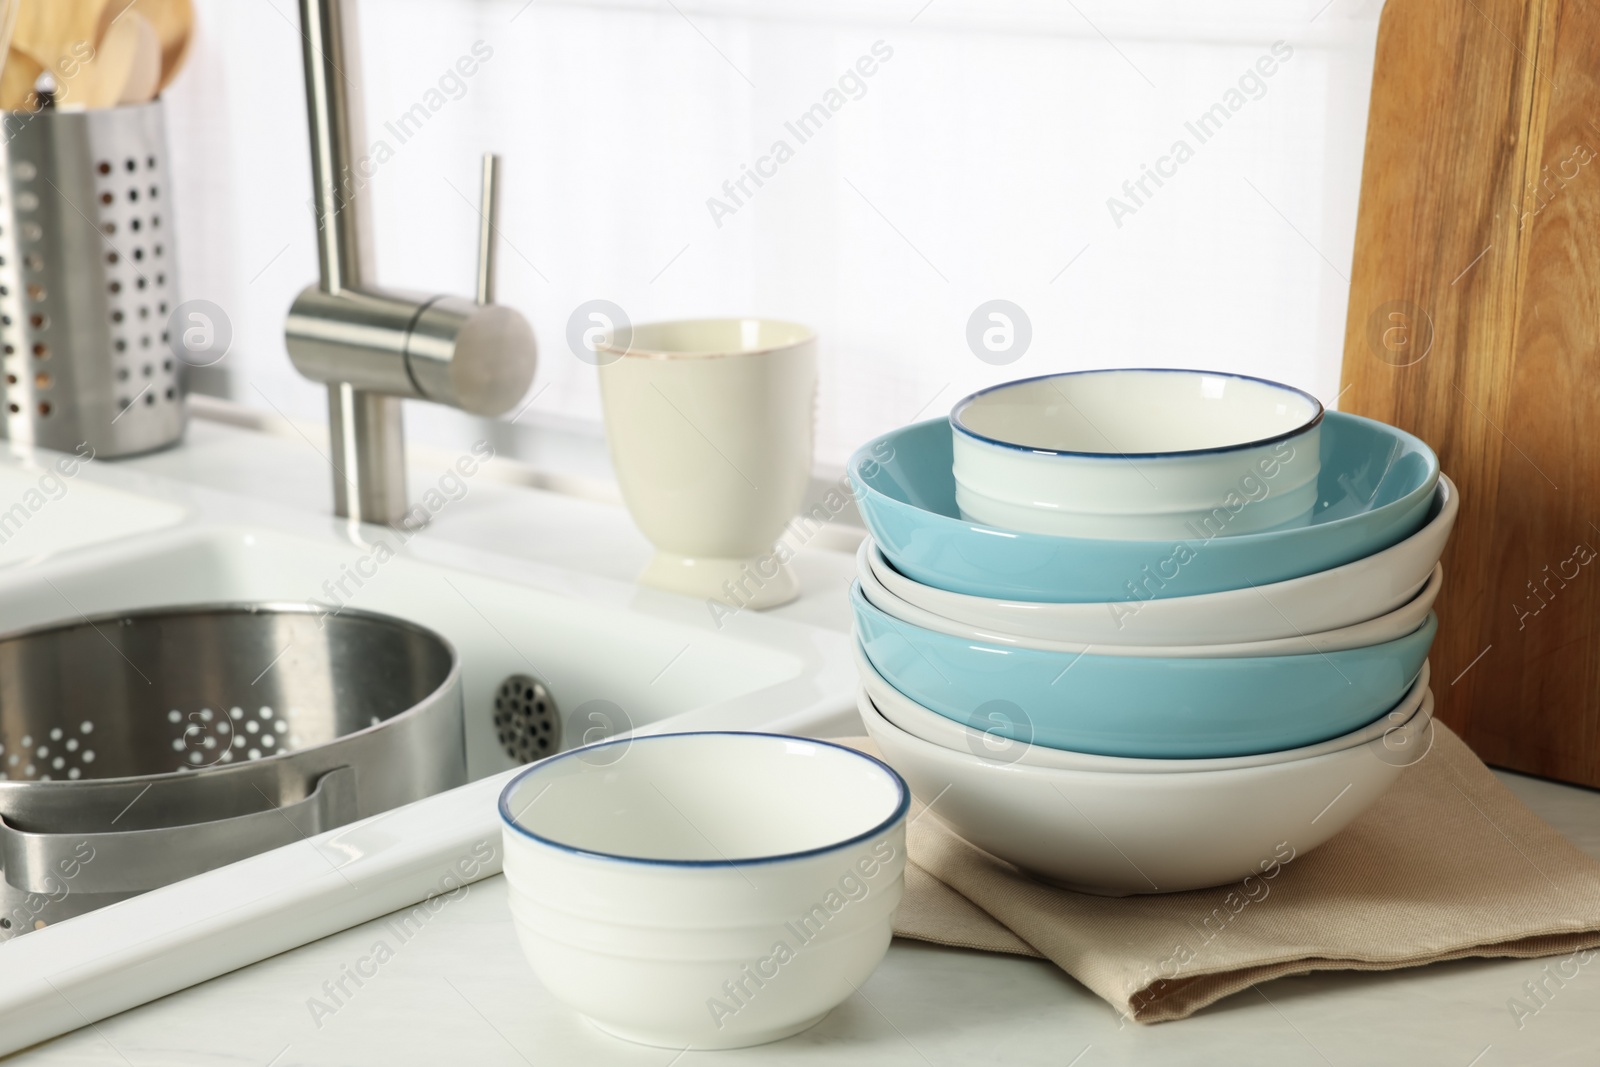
[1339,0,1600,786]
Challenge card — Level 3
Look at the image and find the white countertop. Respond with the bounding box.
[9,412,1600,1065]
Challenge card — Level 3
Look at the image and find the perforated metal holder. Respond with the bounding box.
[0,100,185,457]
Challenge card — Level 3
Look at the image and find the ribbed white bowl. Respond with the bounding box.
[858,686,1430,894]
[499,732,908,1049]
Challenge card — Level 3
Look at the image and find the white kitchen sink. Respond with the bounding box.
[0,523,834,779]
[0,444,858,1054]
[0,454,188,570]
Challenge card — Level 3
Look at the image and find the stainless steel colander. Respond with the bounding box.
[0,602,465,940]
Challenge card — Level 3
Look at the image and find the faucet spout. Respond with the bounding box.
[286,0,537,527]
[299,0,370,296]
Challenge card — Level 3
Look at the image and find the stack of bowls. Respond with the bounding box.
[848,369,1453,894]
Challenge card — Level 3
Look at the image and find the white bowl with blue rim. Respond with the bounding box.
[856,639,1433,775]
[498,731,909,1050]
[855,537,1443,658]
[860,475,1458,645]
[951,370,1324,540]
[851,581,1435,758]
[849,410,1440,603]
[857,685,1431,894]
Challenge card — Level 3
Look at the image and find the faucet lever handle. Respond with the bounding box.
[476,152,502,306]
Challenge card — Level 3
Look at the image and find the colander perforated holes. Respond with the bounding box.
[10,720,104,780]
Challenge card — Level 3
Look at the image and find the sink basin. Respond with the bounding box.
[0,455,187,570]
[0,525,828,780]
[0,443,857,1053]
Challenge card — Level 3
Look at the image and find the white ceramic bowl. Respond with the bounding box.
[868,474,1458,645]
[856,640,1432,773]
[859,687,1429,894]
[499,732,909,1050]
[857,536,1441,659]
[951,369,1324,540]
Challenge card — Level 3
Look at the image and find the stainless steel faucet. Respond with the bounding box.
[285,0,537,526]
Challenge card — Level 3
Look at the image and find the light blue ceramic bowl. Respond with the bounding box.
[851,582,1436,758]
[849,411,1439,603]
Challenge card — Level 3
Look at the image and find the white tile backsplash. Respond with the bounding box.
[164,0,1382,472]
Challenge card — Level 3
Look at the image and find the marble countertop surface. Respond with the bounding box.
[8,413,1600,1065]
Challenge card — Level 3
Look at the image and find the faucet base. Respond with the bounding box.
[328,384,408,526]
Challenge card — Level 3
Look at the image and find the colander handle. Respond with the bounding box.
[0,766,359,897]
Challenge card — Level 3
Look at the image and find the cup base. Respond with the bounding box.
[638,550,800,610]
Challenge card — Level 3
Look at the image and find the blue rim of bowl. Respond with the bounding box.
[849,411,1440,550]
[950,368,1326,459]
[497,731,912,868]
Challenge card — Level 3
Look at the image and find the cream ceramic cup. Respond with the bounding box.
[596,319,817,609]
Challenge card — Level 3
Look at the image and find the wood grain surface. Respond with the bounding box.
[1340,0,1600,785]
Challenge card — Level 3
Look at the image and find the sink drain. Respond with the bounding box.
[493,674,560,763]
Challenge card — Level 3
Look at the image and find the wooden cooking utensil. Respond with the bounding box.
[99,0,192,92]
[1339,0,1600,787]
[12,0,116,74]
[0,0,27,110]
[0,45,42,111]
[0,0,17,67]
[156,0,191,89]
[145,0,190,90]
[117,9,161,103]
[80,7,160,106]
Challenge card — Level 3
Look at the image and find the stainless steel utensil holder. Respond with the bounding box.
[0,100,185,457]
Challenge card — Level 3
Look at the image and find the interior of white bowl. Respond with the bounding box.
[598,317,814,358]
[499,732,907,863]
[952,369,1323,455]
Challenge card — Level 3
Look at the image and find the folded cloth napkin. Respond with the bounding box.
[839,724,1600,1023]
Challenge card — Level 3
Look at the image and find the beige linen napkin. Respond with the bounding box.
[841,725,1600,1022]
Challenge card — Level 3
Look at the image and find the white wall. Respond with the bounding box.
[163,0,1383,472]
